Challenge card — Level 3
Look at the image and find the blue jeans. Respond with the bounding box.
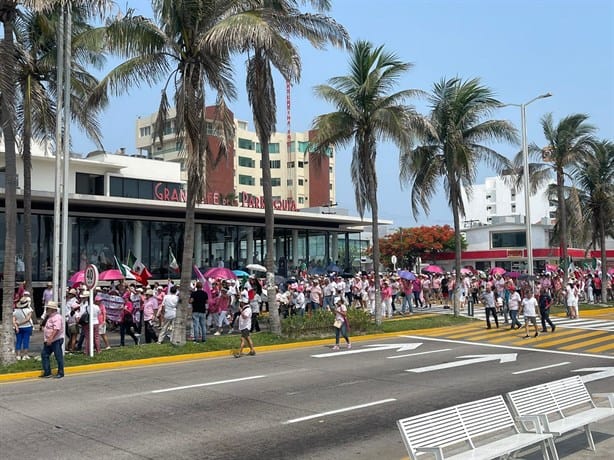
[335,322,349,344]
[192,312,207,341]
[509,310,522,329]
[41,338,64,377]
[15,326,33,351]
[401,294,413,313]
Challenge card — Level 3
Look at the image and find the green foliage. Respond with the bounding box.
[281,308,375,338]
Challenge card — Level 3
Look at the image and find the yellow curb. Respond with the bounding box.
[0,328,439,383]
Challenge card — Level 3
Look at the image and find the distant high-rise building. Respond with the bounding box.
[135,106,335,209]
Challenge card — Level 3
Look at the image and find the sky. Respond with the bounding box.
[71,0,614,229]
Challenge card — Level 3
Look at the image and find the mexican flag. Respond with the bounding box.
[126,250,152,285]
[114,256,136,280]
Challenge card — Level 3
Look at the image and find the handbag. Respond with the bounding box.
[333,318,343,329]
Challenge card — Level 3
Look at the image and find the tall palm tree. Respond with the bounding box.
[400,77,517,316]
[0,0,19,365]
[574,139,614,286]
[97,1,242,345]
[523,113,596,283]
[312,41,427,325]
[14,4,108,300]
[209,0,348,333]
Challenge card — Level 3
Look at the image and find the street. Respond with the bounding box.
[1,334,613,459]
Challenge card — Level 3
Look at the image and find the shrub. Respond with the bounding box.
[281,307,375,338]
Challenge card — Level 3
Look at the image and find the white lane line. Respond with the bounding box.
[387,348,452,359]
[283,398,397,424]
[512,362,571,375]
[401,335,614,360]
[152,375,266,393]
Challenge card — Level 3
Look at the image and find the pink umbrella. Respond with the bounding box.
[607,268,614,276]
[460,267,474,275]
[99,269,134,281]
[204,267,238,280]
[69,270,85,285]
[490,267,506,276]
[423,264,444,274]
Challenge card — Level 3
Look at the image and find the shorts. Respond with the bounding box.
[99,323,107,334]
[68,324,78,335]
[524,315,537,325]
[240,328,250,339]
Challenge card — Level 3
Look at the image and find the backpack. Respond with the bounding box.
[78,309,90,326]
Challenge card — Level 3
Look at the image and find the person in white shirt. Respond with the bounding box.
[521,290,540,339]
[508,288,523,330]
[234,294,256,357]
[157,286,179,343]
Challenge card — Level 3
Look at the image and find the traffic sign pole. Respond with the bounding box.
[85,265,99,357]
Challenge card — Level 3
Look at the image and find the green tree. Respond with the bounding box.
[400,77,517,316]
[97,0,239,345]
[210,0,348,333]
[0,0,19,364]
[575,139,614,285]
[521,113,596,284]
[15,4,107,301]
[312,41,428,325]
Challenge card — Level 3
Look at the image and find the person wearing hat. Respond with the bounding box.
[332,296,351,350]
[42,282,54,308]
[143,288,159,343]
[13,296,34,360]
[40,301,65,378]
[233,293,256,358]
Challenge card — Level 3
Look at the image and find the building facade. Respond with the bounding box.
[135,106,335,209]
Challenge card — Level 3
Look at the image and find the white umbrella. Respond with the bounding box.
[246,263,267,272]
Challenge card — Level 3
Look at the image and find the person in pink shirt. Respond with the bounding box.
[40,302,65,378]
[309,279,323,312]
[381,280,393,318]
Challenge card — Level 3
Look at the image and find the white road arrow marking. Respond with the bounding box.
[572,367,614,383]
[406,353,518,373]
[311,343,422,358]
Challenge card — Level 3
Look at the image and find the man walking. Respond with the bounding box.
[481,285,499,329]
[538,288,555,333]
[190,281,208,342]
[40,302,64,378]
[522,290,540,338]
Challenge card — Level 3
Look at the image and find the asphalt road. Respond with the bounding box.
[1,335,613,460]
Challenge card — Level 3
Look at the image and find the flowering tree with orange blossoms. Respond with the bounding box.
[377,225,465,269]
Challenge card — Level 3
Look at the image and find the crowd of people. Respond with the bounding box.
[9,264,613,373]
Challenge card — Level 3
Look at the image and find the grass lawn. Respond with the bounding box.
[0,314,472,375]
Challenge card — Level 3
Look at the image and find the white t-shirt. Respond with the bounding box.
[238,306,252,331]
[162,294,179,320]
[509,292,521,310]
[522,297,538,317]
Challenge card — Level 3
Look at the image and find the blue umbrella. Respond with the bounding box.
[233,269,249,277]
[398,270,416,281]
[326,263,343,273]
[308,266,326,275]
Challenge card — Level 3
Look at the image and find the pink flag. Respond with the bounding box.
[194,265,212,298]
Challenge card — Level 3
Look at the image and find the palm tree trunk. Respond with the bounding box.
[599,218,607,300]
[261,143,281,334]
[557,167,569,287]
[0,2,19,364]
[23,80,34,319]
[452,200,462,317]
[370,182,382,326]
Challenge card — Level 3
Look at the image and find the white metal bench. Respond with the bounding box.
[397,395,558,459]
[506,375,614,451]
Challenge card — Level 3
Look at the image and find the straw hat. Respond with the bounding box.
[45,301,60,311]
[17,296,31,308]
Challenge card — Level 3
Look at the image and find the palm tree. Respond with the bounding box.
[14,5,108,305]
[209,0,348,333]
[0,0,19,365]
[97,1,243,345]
[523,113,596,283]
[574,139,614,286]
[400,77,517,316]
[312,41,427,325]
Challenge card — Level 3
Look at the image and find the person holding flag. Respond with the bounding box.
[169,246,180,274]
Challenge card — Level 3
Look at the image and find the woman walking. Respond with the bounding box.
[332,297,351,350]
[13,296,34,360]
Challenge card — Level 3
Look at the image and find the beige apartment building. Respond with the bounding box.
[135,107,336,209]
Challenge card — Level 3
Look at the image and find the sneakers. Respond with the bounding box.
[213,331,221,336]
[54,374,64,379]
[15,356,21,361]
[332,345,339,351]
[523,335,530,339]
[552,324,556,332]
[248,350,256,356]
[347,344,352,350]
[233,353,242,358]
[534,332,539,338]
[39,374,52,378]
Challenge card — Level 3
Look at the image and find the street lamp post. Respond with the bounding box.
[507,93,552,277]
